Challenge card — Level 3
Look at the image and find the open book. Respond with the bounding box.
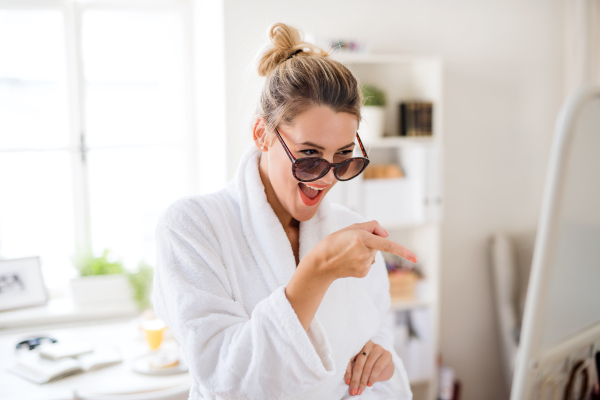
[8,347,122,384]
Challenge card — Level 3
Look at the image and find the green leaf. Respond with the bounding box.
[74,249,125,277]
[361,84,386,107]
[127,261,155,311]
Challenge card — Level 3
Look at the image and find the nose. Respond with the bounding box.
[319,167,336,185]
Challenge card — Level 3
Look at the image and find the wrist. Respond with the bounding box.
[299,251,336,285]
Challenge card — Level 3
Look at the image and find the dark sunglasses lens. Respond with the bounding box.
[294,158,329,181]
[335,159,367,180]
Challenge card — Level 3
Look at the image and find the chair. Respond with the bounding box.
[488,230,536,390]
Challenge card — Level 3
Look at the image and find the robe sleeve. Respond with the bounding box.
[152,200,335,400]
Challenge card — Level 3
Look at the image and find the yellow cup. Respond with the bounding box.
[142,319,166,351]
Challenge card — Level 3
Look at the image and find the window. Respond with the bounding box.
[0,1,195,290]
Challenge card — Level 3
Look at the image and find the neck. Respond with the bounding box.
[258,153,299,231]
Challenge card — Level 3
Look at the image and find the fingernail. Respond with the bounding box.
[410,256,417,263]
[357,388,362,395]
[383,229,389,235]
[367,382,372,387]
[350,388,355,395]
[346,379,350,385]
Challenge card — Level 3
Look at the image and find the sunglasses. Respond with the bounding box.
[274,127,370,182]
[16,336,57,351]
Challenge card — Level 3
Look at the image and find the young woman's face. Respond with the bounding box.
[261,106,359,222]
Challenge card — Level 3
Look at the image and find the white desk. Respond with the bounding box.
[0,319,190,400]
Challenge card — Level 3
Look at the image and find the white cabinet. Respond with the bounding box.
[425,146,443,223]
[359,145,443,227]
[329,144,443,227]
[362,177,419,226]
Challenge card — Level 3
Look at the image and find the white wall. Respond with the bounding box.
[220,1,564,399]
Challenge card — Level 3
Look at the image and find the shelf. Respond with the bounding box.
[0,297,138,332]
[327,53,442,400]
[390,299,431,312]
[364,136,438,148]
[331,52,441,65]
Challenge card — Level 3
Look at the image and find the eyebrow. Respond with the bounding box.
[298,141,355,151]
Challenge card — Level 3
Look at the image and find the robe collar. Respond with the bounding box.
[226,146,336,292]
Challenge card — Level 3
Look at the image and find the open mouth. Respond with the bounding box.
[298,182,325,206]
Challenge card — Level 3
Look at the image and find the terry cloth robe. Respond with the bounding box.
[153,145,412,400]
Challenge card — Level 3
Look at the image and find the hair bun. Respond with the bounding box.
[257,22,329,77]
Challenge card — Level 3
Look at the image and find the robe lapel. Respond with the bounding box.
[232,147,297,291]
[231,146,337,292]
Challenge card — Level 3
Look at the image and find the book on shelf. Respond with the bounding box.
[399,101,433,137]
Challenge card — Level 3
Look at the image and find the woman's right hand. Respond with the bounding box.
[287,220,417,330]
[306,220,417,281]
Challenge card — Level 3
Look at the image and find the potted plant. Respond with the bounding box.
[127,261,154,311]
[70,249,136,308]
[359,84,387,139]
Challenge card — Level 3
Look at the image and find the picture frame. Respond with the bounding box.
[0,257,48,312]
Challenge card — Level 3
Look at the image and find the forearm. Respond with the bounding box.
[285,255,334,330]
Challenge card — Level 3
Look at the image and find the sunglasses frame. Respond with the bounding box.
[274,127,370,182]
[16,336,57,351]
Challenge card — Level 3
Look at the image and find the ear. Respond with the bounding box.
[252,117,269,152]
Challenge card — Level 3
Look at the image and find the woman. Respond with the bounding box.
[153,23,417,400]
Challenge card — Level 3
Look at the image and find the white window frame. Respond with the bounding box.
[0,0,198,265]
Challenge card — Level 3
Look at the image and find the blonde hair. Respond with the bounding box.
[255,23,362,148]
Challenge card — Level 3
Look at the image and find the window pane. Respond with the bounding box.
[0,152,76,288]
[82,10,186,147]
[87,146,188,270]
[0,10,70,149]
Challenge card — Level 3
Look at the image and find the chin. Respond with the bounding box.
[293,207,320,222]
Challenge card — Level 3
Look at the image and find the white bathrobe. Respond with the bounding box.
[153,146,412,400]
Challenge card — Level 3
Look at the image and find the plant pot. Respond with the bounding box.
[358,106,385,139]
[70,274,135,307]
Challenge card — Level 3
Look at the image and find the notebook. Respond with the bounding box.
[8,347,122,384]
[39,341,94,360]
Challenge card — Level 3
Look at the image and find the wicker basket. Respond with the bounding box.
[388,271,419,302]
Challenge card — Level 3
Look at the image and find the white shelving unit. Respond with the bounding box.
[328,53,443,400]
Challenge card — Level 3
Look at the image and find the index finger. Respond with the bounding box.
[362,233,418,263]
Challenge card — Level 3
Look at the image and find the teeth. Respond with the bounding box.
[304,184,325,190]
